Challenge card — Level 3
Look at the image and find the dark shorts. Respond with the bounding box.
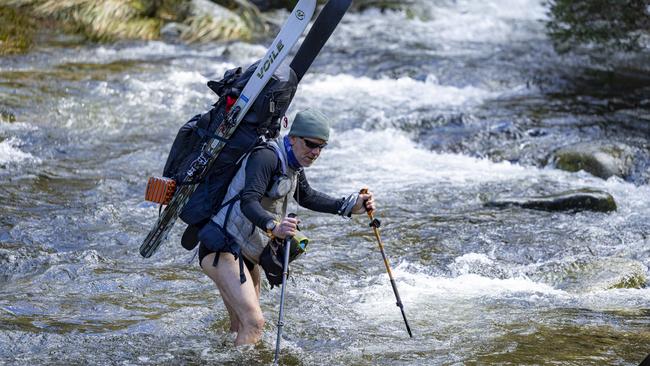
[198,241,256,272]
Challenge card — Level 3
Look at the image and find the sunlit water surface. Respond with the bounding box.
[1,0,649,365]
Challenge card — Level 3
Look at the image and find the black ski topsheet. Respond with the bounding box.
[290,0,352,82]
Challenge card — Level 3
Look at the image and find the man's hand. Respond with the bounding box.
[352,190,375,214]
[272,216,300,239]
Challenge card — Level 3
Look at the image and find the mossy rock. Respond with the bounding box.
[485,188,617,213]
[0,109,17,123]
[530,257,647,293]
[552,142,635,179]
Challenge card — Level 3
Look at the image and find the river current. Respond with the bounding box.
[1,0,649,365]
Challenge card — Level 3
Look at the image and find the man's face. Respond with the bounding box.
[289,136,327,167]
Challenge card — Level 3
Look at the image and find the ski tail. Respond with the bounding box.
[230,0,317,123]
[138,0,317,259]
[290,0,352,82]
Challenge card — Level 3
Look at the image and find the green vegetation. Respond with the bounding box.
[0,0,425,54]
[0,0,265,53]
[0,5,37,55]
[546,0,650,54]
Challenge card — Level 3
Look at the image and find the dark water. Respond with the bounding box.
[1,1,649,365]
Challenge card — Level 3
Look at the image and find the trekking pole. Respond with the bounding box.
[360,188,413,338]
[274,214,296,365]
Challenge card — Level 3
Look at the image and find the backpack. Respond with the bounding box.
[151,60,298,248]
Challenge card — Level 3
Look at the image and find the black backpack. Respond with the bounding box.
[160,60,298,248]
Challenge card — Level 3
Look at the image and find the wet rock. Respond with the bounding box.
[529,257,647,293]
[353,0,432,19]
[182,0,264,42]
[160,22,186,42]
[485,188,616,212]
[552,141,635,179]
[249,0,295,11]
[0,109,16,123]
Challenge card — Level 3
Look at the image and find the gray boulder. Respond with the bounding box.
[552,142,635,179]
[485,188,617,212]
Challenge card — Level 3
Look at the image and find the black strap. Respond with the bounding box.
[237,245,245,284]
[218,191,242,212]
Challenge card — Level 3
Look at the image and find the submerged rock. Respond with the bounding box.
[0,109,16,123]
[485,188,616,212]
[551,142,635,179]
[529,257,647,293]
[352,0,432,19]
[160,22,186,42]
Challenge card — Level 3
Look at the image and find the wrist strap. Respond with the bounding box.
[338,193,358,218]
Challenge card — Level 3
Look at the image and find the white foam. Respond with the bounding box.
[0,137,40,165]
[351,262,566,318]
[344,0,547,46]
[428,0,548,42]
[300,74,497,115]
[311,127,650,215]
[96,41,183,57]
[311,128,529,193]
[352,261,649,318]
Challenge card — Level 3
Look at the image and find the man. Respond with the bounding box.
[196,109,375,345]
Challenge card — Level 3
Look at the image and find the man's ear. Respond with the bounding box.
[289,135,298,146]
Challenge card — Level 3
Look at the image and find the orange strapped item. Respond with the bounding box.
[145,177,176,205]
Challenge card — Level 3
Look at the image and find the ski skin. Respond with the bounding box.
[139,0,317,258]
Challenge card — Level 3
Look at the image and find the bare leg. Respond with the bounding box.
[202,254,239,331]
[250,264,261,299]
[224,299,240,333]
[226,264,260,332]
[202,252,265,345]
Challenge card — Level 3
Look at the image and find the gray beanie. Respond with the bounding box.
[288,109,330,141]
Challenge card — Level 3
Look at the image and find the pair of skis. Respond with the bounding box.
[139,0,352,258]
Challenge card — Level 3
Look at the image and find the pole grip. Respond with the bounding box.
[359,188,373,219]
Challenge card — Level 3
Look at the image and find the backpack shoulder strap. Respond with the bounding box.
[268,140,287,175]
[250,140,286,175]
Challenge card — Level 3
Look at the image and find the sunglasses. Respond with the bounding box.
[300,137,328,150]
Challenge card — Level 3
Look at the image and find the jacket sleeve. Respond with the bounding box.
[240,148,278,229]
[294,169,345,214]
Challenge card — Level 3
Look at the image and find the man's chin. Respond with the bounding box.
[301,158,316,167]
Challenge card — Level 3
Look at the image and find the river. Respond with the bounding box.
[1,0,649,365]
